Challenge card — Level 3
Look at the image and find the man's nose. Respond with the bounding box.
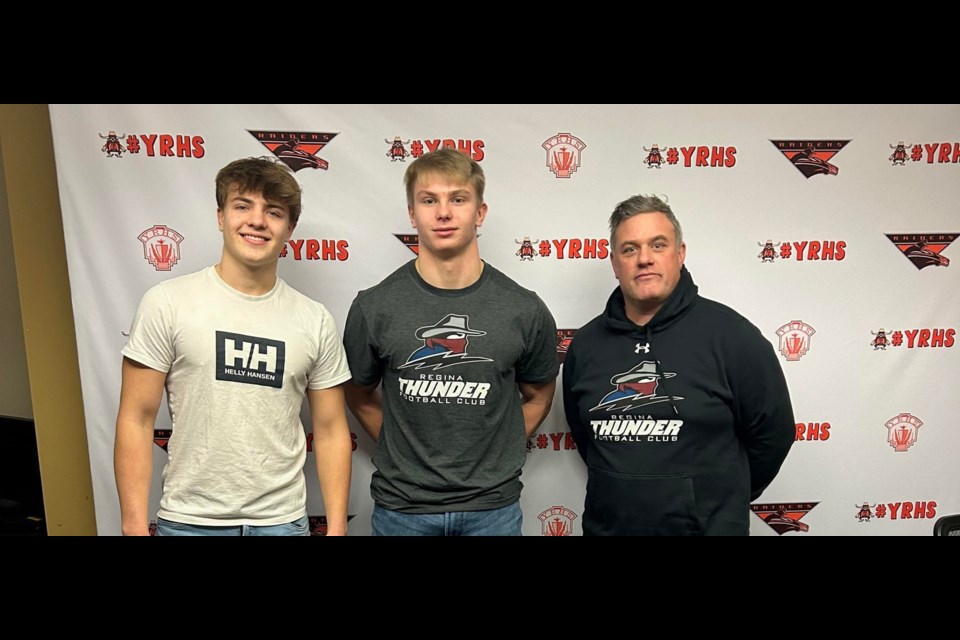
[436,200,453,219]
[247,207,267,227]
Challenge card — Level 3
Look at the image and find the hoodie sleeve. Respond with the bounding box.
[562,340,590,464]
[727,322,796,501]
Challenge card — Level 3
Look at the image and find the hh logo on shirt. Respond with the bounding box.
[216,331,286,389]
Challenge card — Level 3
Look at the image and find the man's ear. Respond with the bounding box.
[475,202,488,228]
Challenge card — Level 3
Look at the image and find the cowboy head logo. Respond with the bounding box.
[590,361,683,412]
[399,314,493,371]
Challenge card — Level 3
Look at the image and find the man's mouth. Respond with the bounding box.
[241,233,268,245]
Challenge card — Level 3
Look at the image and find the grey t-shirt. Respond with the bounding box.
[343,260,558,513]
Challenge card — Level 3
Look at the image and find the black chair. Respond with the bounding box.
[933,514,960,536]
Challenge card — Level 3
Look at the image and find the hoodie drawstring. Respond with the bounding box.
[645,328,680,416]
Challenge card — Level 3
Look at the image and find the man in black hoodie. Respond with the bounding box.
[562,195,795,535]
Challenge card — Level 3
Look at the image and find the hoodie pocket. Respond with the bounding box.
[584,467,702,536]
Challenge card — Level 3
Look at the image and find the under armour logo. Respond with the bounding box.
[635,342,650,354]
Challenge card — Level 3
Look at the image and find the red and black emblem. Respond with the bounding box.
[556,329,576,364]
[771,139,850,178]
[751,502,818,534]
[247,130,338,172]
[394,233,420,255]
[885,233,957,270]
[153,428,172,452]
[307,514,357,536]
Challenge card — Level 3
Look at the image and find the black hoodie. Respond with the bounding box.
[562,266,795,535]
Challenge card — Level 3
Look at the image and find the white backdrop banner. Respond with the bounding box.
[48,104,959,535]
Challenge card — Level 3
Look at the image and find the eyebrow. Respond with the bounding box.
[416,188,472,198]
[622,235,670,246]
[231,195,288,212]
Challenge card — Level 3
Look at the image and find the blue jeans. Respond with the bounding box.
[155,515,310,536]
[372,502,522,536]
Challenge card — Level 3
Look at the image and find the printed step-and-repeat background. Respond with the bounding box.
[48,104,959,535]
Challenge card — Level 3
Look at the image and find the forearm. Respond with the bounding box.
[114,419,155,536]
[522,397,553,439]
[345,384,384,442]
[312,426,353,536]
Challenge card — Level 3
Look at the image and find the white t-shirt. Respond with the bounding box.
[122,266,351,526]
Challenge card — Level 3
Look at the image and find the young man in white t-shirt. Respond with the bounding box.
[115,157,352,536]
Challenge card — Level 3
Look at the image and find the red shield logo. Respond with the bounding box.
[885,412,922,452]
[139,225,183,271]
[776,320,815,361]
[538,505,578,536]
[542,133,585,178]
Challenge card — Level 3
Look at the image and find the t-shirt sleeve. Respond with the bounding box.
[308,305,353,390]
[517,294,560,384]
[341,297,384,387]
[121,285,175,373]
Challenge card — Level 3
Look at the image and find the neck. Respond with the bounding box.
[215,257,278,296]
[415,245,484,289]
[623,297,661,328]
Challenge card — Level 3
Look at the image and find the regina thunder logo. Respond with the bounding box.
[751,503,818,535]
[398,314,493,371]
[543,132,586,178]
[771,139,850,178]
[776,320,815,361]
[590,361,684,412]
[886,412,923,452]
[398,315,492,405]
[139,225,183,271]
[886,233,957,269]
[248,130,338,172]
[538,506,578,536]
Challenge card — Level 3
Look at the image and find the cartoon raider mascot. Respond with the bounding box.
[401,314,491,368]
[591,361,681,411]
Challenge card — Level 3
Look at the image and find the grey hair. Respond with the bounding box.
[609,194,683,247]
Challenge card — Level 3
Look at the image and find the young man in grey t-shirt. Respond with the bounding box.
[343,148,559,536]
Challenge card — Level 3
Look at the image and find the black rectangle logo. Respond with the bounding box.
[215,331,285,389]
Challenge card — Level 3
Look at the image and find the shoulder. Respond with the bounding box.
[483,263,553,313]
[278,280,337,323]
[566,314,606,355]
[351,262,412,307]
[696,296,761,333]
[141,268,210,304]
[694,295,772,354]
